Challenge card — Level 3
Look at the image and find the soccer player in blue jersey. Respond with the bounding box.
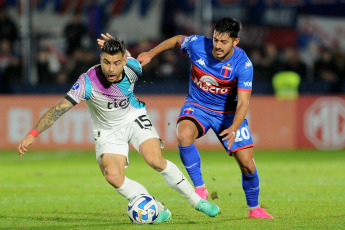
[18,38,220,223]
[137,17,273,219]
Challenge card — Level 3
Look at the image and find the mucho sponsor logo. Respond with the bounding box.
[193,75,229,94]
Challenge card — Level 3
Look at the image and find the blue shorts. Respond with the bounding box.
[177,103,254,155]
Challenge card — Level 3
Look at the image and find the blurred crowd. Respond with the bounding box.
[0,5,344,95]
[248,42,345,94]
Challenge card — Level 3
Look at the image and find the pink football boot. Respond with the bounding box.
[248,207,274,219]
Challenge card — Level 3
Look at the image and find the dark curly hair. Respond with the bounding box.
[101,38,126,56]
[214,17,242,38]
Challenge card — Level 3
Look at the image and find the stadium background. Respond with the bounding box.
[0,0,344,151]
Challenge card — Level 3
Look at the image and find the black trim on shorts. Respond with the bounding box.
[64,95,78,106]
[177,116,203,138]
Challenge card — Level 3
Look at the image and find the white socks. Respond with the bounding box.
[115,177,165,212]
[115,177,149,200]
[160,160,201,207]
[115,160,201,208]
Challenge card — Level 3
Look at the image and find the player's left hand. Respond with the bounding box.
[219,129,236,150]
[97,33,113,48]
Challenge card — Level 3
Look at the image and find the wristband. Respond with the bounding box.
[28,129,39,138]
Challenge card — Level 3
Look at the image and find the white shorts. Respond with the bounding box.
[94,113,159,167]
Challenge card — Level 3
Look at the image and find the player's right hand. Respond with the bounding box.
[137,51,152,67]
[18,135,35,157]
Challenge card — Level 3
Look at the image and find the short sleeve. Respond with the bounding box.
[66,74,88,103]
[180,35,193,54]
[237,59,253,92]
[126,57,142,76]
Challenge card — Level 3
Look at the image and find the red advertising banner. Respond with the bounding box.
[297,96,345,150]
[1,95,344,151]
[0,95,93,150]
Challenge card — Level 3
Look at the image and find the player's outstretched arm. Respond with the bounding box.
[17,97,74,156]
[137,35,185,67]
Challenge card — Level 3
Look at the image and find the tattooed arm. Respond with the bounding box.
[18,97,75,156]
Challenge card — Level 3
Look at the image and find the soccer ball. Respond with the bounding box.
[127,194,159,224]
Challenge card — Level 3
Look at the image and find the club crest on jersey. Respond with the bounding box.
[183,107,194,115]
[220,65,232,78]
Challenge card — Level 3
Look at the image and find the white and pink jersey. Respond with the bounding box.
[66,58,147,134]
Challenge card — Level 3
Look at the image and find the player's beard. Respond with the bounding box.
[213,48,233,61]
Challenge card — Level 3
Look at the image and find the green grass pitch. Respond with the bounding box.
[1,149,344,229]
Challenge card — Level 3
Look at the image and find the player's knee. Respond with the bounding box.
[104,171,125,188]
[146,157,166,172]
[240,163,256,174]
[177,129,195,145]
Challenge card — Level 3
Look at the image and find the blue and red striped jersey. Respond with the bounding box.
[180,35,253,113]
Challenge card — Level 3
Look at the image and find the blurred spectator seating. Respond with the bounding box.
[63,13,87,56]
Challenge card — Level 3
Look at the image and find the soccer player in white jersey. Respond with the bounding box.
[17,38,220,223]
